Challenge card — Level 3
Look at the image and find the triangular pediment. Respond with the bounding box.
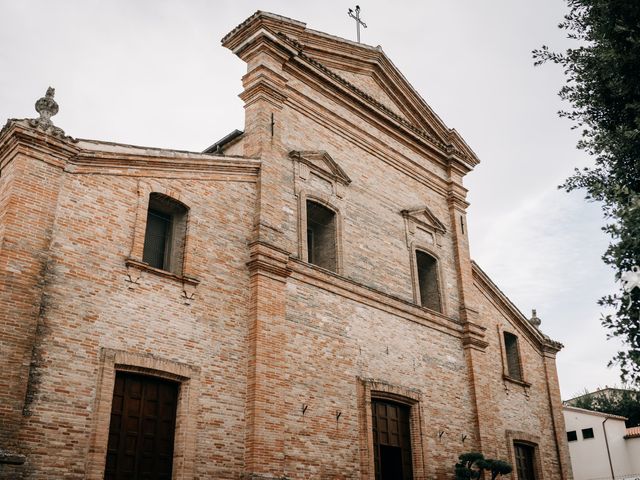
[289,150,351,186]
[300,44,448,146]
[222,12,480,168]
[402,206,447,234]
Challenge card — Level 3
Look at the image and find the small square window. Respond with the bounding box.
[567,430,577,442]
[582,428,594,439]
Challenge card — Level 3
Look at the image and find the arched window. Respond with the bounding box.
[415,250,441,312]
[142,193,188,275]
[306,200,337,272]
[503,332,523,381]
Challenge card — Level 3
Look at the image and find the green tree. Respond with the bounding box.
[534,0,640,385]
[455,452,512,480]
[572,388,640,427]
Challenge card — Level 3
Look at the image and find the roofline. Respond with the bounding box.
[221,10,480,170]
[564,387,639,404]
[0,120,260,178]
[203,129,244,154]
[471,260,563,352]
[563,405,628,421]
[624,427,640,439]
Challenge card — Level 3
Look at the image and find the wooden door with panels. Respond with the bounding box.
[514,442,536,480]
[105,372,179,480]
[372,399,413,480]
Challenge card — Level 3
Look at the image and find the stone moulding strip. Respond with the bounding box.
[0,120,261,180]
[0,451,26,465]
[472,261,563,354]
[222,14,477,172]
[68,152,260,177]
[274,31,478,170]
[0,122,79,174]
[284,89,450,196]
[125,258,200,286]
[289,259,464,338]
[283,57,458,171]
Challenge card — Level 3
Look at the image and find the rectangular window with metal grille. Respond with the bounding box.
[141,193,188,275]
[143,209,172,270]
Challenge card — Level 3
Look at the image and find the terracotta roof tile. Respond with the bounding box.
[625,426,640,439]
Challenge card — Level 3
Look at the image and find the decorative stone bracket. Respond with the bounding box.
[124,259,200,305]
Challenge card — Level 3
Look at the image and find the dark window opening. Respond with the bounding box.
[503,332,523,381]
[582,428,594,439]
[105,372,178,480]
[567,430,578,442]
[306,200,337,272]
[372,399,413,480]
[416,250,441,312]
[142,193,188,275]
[514,442,536,480]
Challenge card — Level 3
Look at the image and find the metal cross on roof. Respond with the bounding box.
[348,5,367,43]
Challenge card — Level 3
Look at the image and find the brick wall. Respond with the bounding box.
[0,10,572,480]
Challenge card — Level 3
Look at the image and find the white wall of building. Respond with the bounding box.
[628,436,640,477]
[563,406,640,480]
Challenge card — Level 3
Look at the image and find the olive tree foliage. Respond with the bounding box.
[533,0,640,385]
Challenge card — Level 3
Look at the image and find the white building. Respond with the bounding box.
[563,406,640,480]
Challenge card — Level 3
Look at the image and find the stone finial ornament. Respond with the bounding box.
[529,309,542,328]
[29,87,66,137]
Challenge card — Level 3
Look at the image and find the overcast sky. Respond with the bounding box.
[0,0,624,399]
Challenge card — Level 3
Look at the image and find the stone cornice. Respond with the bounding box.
[280,36,458,164]
[246,241,292,280]
[0,120,260,181]
[289,258,464,338]
[222,11,480,174]
[0,119,80,174]
[401,206,447,235]
[223,11,480,171]
[471,261,563,354]
[289,150,351,186]
[285,88,450,196]
[240,64,289,109]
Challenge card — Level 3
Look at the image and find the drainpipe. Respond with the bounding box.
[602,417,615,480]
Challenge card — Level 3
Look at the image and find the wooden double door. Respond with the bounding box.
[105,372,179,480]
[514,443,537,480]
[372,399,413,480]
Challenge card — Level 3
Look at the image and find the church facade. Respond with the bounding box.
[0,11,572,480]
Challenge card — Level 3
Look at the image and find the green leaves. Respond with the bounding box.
[573,388,640,427]
[536,0,640,386]
[455,452,513,480]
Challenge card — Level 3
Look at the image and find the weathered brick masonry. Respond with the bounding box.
[0,11,572,480]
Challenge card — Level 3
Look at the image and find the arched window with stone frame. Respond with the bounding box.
[142,192,189,275]
[413,248,443,313]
